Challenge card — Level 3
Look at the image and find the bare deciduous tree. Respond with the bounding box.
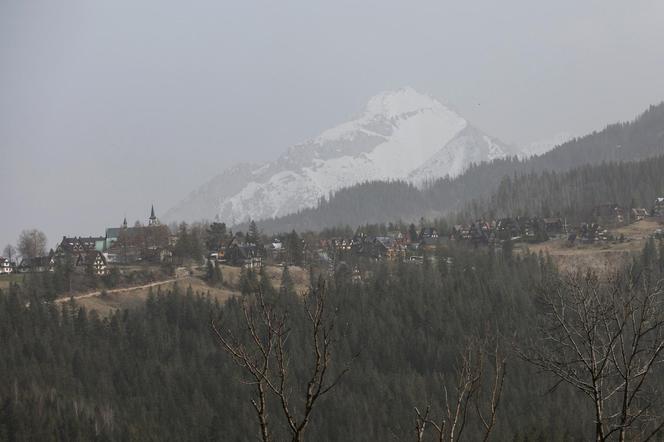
[3,244,17,262]
[212,278,354,442]
[415,337,506,442]
[521,271,664,441]
[17,229,47,259]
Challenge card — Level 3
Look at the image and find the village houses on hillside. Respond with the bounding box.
[5,197,664,276]
[12,205,171,275]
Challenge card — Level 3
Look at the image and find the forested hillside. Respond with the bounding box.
[3,242,664,440]
[457,154,664,222]
[250,102,664,233]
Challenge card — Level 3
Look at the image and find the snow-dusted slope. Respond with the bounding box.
[521,132,574,158]
[164,87,520,224]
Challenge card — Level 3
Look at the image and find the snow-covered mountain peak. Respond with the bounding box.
[364,86,447,119]
[165,88,518,225]
[313,87,465,149]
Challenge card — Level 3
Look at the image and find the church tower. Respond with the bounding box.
[122,216,128,229]
[149,205,159,226]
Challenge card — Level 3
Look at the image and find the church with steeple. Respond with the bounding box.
[103,204,169,262]
[148,204,159,226]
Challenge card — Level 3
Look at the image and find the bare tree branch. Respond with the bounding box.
[212,277,354,442]
[520,272,664,441]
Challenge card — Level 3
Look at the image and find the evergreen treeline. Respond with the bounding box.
[5,241,664,441]
[249,102,664,233]
[457,155,664,222]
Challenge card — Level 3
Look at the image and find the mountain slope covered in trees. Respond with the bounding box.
[250,102,664,233]
[0,248,583,440]
[4,240,664,440]
[458,155,664,222]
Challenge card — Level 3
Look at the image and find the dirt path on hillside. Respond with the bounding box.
[54,264,311,315]
[54,278,178,304]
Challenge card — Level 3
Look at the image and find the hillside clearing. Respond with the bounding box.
[522,219,662,275]
[70,265,310,315]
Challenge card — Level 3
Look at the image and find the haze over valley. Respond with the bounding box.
[4,1,664,440]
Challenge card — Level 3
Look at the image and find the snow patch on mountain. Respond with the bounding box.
[522,132,574,158]
[164,87,520,225]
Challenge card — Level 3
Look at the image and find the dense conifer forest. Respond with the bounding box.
[3,240,664,440]
[457,155,664,222]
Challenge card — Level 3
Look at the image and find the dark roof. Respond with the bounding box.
[59,236,104,252]
[374,237,396,249]
[76,251,107,266]
[419,227,438,238]
[106,226,143,239]
[420,237,440,246]
[106,227,123,239]
[225,236,239,248]
[21,256,53,268]
[62,235,104,242]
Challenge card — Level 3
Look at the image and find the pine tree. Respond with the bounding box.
[205,222,227,252]
[280,265,294,296]
[286,230,303,266]
[247,220,259,245]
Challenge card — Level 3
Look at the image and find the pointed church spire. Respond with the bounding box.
[122,216,128,229]
[149,204,158,226]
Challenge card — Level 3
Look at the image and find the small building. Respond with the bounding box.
[542,218,565,234]
[468,220,491,244]
[56,236,105,255]
[351,265,363,284]
[593,204,625,225]
[267,238,285,261]
[495,218,520,240]
[0,257,14,274]
[631,208,649,222]
[419,227,439,240]
[18,255,55,273]
[75,251,108,275]
[226,243,262,269]
[452,224,471,241]
[652,198,664,217]
[372,236,405,260]
[142,247,173,263]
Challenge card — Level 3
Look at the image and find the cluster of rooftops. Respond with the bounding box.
[3,206,168,275]
[3,199,664,276]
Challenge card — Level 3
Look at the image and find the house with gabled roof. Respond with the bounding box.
[75,251,108,275]
[542,218,565,234]
[225,241,262,269]
[372,236,405,260]
[593,203,625,226]
[419,227,439,240]
[652,198,664,217]
[0,257,14,274]
[18,254,55,273]
[56,236,105,256]
[631,208,649,221]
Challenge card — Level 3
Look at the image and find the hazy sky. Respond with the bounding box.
[2,0,664,250]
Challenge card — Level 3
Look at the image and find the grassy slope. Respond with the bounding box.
[75,264,310,315]
[523,219,662,275]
